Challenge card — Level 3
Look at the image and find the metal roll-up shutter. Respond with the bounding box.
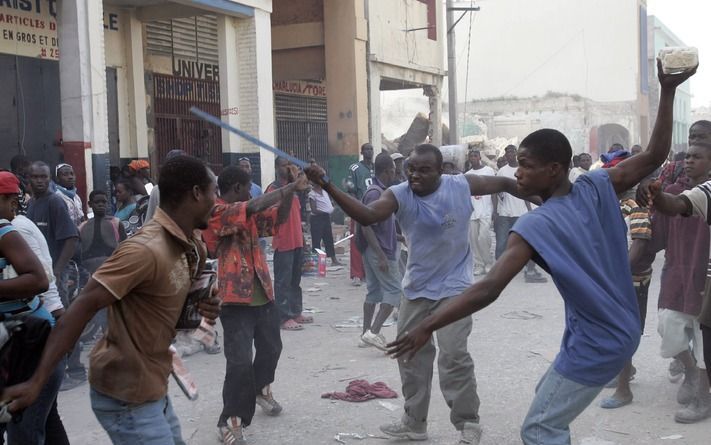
[275,93,328,168]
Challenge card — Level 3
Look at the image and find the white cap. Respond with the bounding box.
[390,152,404,161]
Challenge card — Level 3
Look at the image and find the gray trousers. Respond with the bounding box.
[397,296,480,430]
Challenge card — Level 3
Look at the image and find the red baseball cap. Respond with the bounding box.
[0,171,21,195]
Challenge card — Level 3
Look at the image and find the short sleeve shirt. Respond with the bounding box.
[466,166,495,220]
[511,169,640,386]
[362,180,397,261]
[56,191,85,227]
[681,181,711,327]
[11,215,62,313]
[653,183,709,316]
[265,181,303,252]
[89,208,206,404]
[27,193,79,264]
[391,174,474,300]
[207,199,276,305]
[348,161,374,200]
[496,165,529,217]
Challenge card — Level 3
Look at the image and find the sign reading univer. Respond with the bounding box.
[273,80,327,97]
[173,58,220,82]
[0,0,59,59]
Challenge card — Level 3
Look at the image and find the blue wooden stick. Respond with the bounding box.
[190,107,329,181]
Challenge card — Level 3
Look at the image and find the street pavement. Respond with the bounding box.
[60,254,709,444]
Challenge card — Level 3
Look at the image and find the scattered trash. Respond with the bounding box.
[579,438,617,445]
[305,288,322,292]
[602,429,630,436]
[334,317,363,329]
[377,400,400,411]
[334,316,393,329]
[333,234,354,246]
[334,432,388,444]
[303,307,323,314]
[327,266,344,272]
[501,310,542,320]
[312,365,347,377]
[330,296,340,300]
[660,435,684,440]
[322,379,398,402]
[314,282,329,286]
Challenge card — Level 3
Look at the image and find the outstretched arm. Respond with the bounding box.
[305,164,398,226]
[466,174,542,206]
[387,233,534,360]
[607,60,696,193]
[642,180,693,216]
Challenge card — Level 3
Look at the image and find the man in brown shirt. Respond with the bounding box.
[2,156,221,444]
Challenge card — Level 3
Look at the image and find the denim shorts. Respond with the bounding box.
[363,247,403,307]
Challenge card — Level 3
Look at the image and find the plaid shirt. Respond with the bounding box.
[206,198,277,305]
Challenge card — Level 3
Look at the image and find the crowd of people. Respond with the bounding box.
[0,60,706,445]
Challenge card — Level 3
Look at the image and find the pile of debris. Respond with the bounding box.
[382,113,518,171]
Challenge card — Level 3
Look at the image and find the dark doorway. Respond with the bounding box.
[0,54,61,168]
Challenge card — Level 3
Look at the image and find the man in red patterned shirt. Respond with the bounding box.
[207,164,308,444]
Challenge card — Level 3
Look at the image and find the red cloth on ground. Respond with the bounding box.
[349,219,365,279]
[321,379,398,402]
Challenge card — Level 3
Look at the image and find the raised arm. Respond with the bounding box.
[248,166,309,220]
[607,60,697,193]
[305,164,398,226]
[387,233,533,360]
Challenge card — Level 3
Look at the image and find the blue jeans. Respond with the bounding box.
[90,388,185,445]
[521,366,603,445]
[273,248,303,322]
[2,360,64,444]
[493,216,517,259]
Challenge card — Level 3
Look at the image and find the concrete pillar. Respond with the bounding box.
[218,16,241,159]
[368,65,382,152]
[59,0,109,203]
[425,82,443,146]
[324,0,369,187]
[125,12,148,160]
[232,9,275,186]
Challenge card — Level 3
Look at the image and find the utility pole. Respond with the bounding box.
[446,1,479,145]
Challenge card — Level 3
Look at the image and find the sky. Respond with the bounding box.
[635,0,707,107]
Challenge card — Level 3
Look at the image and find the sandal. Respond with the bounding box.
[281,319,304,331]
[294,314,314,324]
[218,424,246,445]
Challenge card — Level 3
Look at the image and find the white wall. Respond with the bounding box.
[368,0,444,75]
[458,0,642,102]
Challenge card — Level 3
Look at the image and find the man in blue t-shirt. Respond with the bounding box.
[385,63,695,444]
[306,144,535,444]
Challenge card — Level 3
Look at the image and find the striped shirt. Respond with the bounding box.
[620,198,652,241]
[681,181,711,327]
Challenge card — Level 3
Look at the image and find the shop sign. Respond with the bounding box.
[273,80,326,97]
[173,58,220,82]
[0,0,59,60]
